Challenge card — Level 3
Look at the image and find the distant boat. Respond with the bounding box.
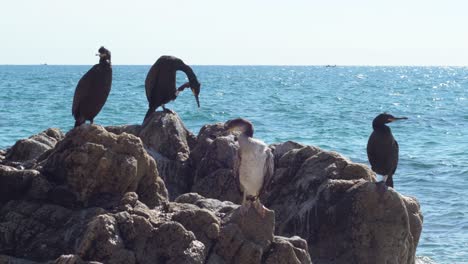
[41,63,48,66]
[325,65,337,68]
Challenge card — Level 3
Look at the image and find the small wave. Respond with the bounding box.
[356,74,366,79]
[416,256,438,264]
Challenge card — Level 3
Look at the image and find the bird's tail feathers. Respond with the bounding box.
[143,107,156,124]
[385,175,394,188]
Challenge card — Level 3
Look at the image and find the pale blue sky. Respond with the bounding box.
[1,0,467,65]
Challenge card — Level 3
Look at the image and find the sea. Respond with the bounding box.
[0,65,467,263]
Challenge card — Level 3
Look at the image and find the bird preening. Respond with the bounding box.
[69,48,409,202]
[225,118,274,217]
[72,46,112,127]
[143,56,201,122]
[367,113,407,190]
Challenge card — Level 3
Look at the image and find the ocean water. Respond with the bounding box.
[0,65,467,263]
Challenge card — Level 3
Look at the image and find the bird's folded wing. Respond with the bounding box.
[72,67,95,117]
[260,148,275,196]
[232,149,242,193]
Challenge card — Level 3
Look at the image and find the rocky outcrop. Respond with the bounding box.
[0,113,423,264]
[191,123,242,204]
[0,188,310,264]
[2,128,64,168]
[0,165,41,203]
[265,145,423,264]
[138,112,197,200]
[175,193,311,264]
[190,123,423,264]
[0,118,311,263]
[105,124,141,137]
[41,124,168,208]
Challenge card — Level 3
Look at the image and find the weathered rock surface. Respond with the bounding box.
[191,123,242,204]
[41,124,168,208]
[176,193,311,264]
[139,112,197,200]
[0,190,311,264]
[105,124,141,137]
[190,123,423,264]
[0,165,41,203]
[264,145,423,264]
[0,115,423,264]
[0,119,311,264]
[2,128,64,168]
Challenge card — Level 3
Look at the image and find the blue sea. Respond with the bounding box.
[0,65,467,263]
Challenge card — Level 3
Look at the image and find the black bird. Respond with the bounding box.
[367,113,407,188]
[72,47,112,127]
[143,56,201,121]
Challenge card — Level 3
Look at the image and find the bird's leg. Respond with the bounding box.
[239,192,250,216]
[253,199,267,218]
[90,119,94,125]
[376,175,389,193]
[74,119,84,128]
[162,105,175,114]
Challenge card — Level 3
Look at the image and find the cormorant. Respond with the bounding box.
[72,47,112,127]
[143,56,201,121]
[367,113,407,188]
[225,118,274,217]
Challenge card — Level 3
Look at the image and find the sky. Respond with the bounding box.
[0,0,467,66]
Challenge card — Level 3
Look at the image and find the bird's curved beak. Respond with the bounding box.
[191,88,200,108]
[389,117,408,122]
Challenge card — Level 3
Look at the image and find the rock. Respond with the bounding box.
[402,195,424,249]
[270,141,305,164]
[5,128,64,163]
[189,121,422,264]
[222,206,275,251]
[175,193,238,214]
[0,200,104,262]
[0,165,40,202]
[0,254,40,264]
[264,145,422,264]
[178,194,311,264]
[140,111,196,161]
[0,149,6,163]
[0,117,424,264]
[264,236,312,264]
[191,123,241,203]
[190,122,228,166]
[139,221,205,264]
[52,254,102,264]
[0,192,208,264]
[139,112,197,200]
[105,125,141,137]
[41,124,168,208]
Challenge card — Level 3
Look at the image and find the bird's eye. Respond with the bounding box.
[209,134,216,140]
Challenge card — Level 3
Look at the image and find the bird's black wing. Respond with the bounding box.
[72,65,98,118]
[145,60,161,103]
[366,132,378,171]
[391,140,399,175]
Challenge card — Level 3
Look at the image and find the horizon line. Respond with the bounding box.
[1,64,467,67]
